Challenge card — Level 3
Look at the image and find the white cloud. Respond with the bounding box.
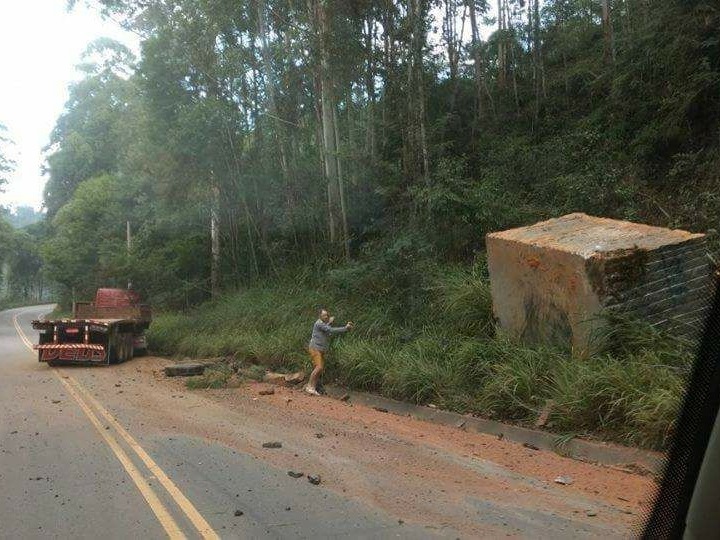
[0,0,138,210]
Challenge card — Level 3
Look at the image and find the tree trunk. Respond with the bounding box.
[467,0,495,121]
[497,0,507,88]
[317,0,341,246]
[531,0,542,123]
[210,181,220,298]
[601,0,616,64]
[444,0,458,82]
[365,16,377,163]
[333,106,351,261]
[381,0,395,153]
[408,0,430,188]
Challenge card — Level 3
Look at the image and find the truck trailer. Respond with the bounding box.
[32,288,151,366]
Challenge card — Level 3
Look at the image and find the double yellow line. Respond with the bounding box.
[13,310,219,540]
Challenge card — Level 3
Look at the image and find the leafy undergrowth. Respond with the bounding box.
[149,259,693,451]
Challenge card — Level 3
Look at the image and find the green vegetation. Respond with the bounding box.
[185,364,235,390]
[150,256,692,450]
[20,0,720,308]
[0,217,46,307]
[2,0,713,449]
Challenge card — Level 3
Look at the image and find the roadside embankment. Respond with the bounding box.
[148,262,693,451]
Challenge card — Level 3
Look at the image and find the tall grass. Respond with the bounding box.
[149,262,692,450]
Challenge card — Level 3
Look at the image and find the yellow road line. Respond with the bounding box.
[56,376,187,539]
[13,313,34,349]
[13,308,219,540]
[70,379,220,540]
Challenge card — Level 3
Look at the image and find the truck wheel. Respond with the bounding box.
[107,339,118,364]
[118,338,128,363]
[125,334,134,361]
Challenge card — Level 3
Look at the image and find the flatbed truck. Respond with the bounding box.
[32,288,151,366]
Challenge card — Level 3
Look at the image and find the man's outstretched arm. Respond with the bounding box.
[318,322,351,334]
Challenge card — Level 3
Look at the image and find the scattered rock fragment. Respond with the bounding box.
[427,403,438,409]
[339,394,350,402]
[164,364,205,377]
[51,400,61,404]
[315,433,324,439]
[234,510,244,517]
[263,372,288,385]
[554,476,573,485]
[307,475,321,485]
[262,441,282,449]
[10,430,17,435]
[535,399,555,428]
[523,442,540,451]
[455,420,466,430]
[373,407,388,413]
[285,507,291,511]
[497,433,504,441]
[284,371,305,385]
[287,471,303,478]
[258,388,275,396]
[114,383,121,387]
[586,510,597,517]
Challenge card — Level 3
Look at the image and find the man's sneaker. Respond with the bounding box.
[304,386,320,396]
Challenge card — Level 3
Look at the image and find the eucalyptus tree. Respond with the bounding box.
[44,40,137,217]
[0,123,15,192]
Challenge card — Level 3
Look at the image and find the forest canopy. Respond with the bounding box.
[6,0,720,307]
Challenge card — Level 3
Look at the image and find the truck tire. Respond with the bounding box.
[108,332,121,364]
[118,340,126,363]
[107,341,117,364]
[117,336,128,363]
[125,333,134,361]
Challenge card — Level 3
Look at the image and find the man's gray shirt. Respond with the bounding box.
[309,319,348,351]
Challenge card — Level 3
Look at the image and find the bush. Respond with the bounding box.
[431,259,494,336]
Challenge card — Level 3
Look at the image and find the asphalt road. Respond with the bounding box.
[0,305,646,539]
[0,306,432,539]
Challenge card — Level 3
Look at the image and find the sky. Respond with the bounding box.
[0,0,137,211]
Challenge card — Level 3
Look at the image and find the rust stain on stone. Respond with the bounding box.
[526,257,541,269]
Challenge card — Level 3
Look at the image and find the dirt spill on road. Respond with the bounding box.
[69,357,657,538]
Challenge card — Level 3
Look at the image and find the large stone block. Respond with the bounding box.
[486,213,716,353]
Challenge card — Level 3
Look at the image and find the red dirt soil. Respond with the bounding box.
[70,357,657,538]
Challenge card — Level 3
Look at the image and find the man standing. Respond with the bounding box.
[305,309,353,396]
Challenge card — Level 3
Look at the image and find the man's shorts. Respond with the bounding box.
[308,347,324,370]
